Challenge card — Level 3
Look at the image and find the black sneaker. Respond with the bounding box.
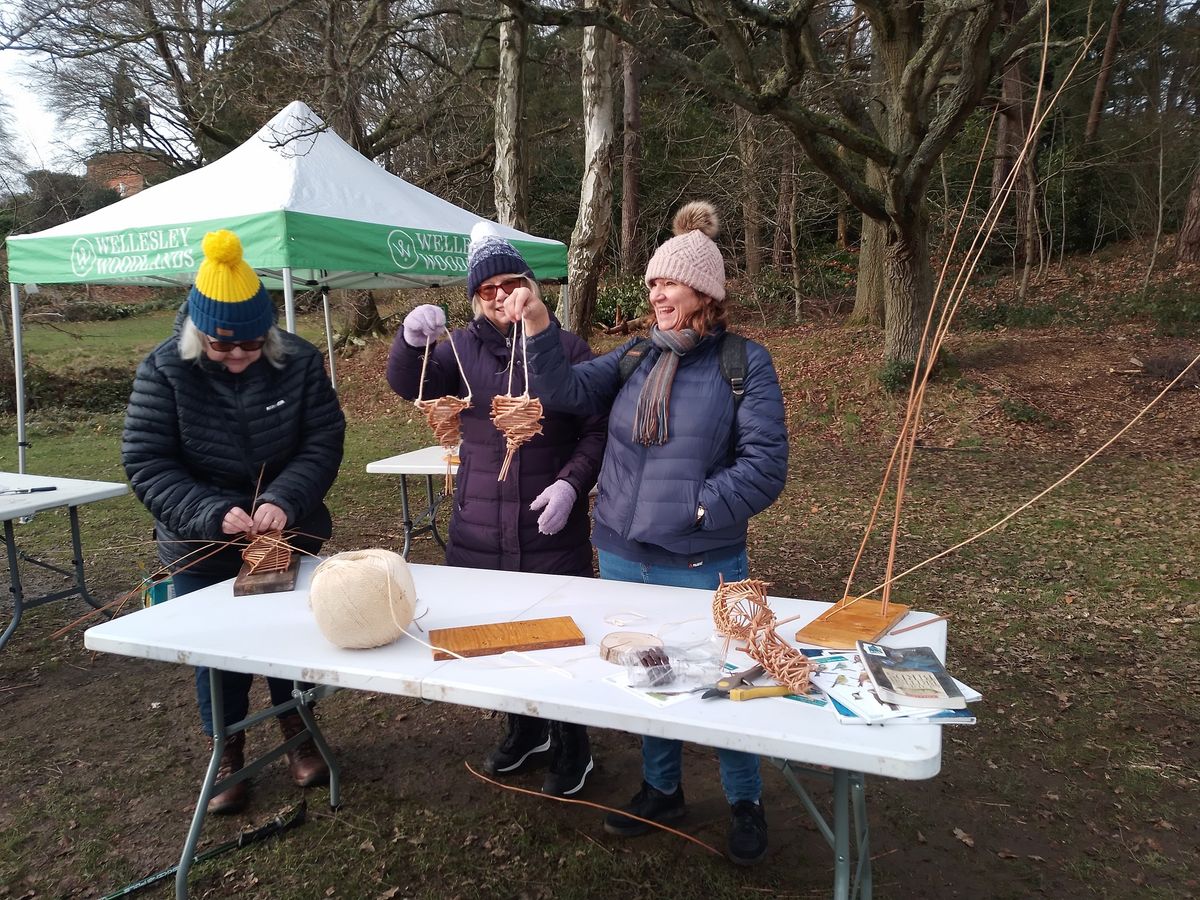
[727,799,768,865]
[482,713,551,776]
[542,722,594,797]
[603,781,686,836]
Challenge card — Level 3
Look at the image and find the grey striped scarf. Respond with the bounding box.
[632,327,701,445]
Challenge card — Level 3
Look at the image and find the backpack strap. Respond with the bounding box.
[718,332,748,411]
[617,337,654,386]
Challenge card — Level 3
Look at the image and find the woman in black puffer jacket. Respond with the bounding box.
[122,230,345,815]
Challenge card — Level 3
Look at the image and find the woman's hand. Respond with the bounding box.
[403,304,447,347]
[529,479,577,535]
[503,286,550,336]
[251,502,288,534]
[222,506,255,535]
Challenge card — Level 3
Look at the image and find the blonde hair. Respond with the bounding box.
[178,317,288,368]
[472,274,542,317]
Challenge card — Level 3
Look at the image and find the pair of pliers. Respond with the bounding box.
[701,663,791,701]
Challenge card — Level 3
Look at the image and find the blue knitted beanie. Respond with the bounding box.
[466,222,532,299]
[188,230,275,340]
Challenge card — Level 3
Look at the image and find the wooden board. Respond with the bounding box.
[795,599,910,649]
[233,556,300,596]
[429,616,585,661]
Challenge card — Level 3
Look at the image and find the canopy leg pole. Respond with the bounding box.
[321,286,337,391]
[282,267,297,334]
[9,283,27,474]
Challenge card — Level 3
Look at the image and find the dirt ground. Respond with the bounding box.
[1,302,1198,898]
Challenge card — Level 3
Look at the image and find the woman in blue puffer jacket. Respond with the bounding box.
[502,201,788,867]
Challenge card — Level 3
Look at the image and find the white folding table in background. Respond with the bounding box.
[1,472,128,652]
[85,559,948,900]
[366,446,456,557]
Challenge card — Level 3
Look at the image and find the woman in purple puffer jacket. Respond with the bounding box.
[386,224,606,799]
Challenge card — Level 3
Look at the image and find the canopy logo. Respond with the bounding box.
[387,230,418,270]
[68,227,195,278]
[71,237,96,277]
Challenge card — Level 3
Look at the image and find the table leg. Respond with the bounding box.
[176,669,227,900]
[773,760,872,900]
[1,520,25,652]
[67,506,105,610]
[424,475,446,550]
[398,476,414,559]
[174,676,343,898]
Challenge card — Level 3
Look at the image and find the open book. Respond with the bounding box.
[857,641,966,709]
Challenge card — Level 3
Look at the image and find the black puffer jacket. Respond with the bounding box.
[122,312,346,576]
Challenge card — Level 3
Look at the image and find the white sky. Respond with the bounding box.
[1,46,81,173]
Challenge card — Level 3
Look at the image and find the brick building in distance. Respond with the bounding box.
[85,150,172,197]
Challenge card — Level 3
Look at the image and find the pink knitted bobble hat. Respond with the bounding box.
[644,201,726,301]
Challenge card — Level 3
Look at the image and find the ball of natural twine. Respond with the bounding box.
[309,549,416,649]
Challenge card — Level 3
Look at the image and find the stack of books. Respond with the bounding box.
[804,642,981,726]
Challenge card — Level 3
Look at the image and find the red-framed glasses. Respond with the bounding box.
[477,277,526,301]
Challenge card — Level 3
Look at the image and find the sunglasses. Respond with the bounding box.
[477,277,526,301]
[206,336,266,352]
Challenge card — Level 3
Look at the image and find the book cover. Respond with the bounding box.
[827,695,977,726]
[856,641,967,709]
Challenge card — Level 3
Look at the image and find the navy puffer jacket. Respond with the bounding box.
[387,316,606,576]
[122,311,346,576]
[525,323,787,563]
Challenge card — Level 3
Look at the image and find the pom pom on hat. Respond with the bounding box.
[644,200,726,301]
[188,229,275,341]
[467,221,532,300]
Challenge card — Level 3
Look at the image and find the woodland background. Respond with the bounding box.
[0,2,1198,899]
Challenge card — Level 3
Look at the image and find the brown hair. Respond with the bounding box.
[679,293,728,336]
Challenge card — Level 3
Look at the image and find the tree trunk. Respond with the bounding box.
[567,15,616,335]
[883,215,933,365]
[1177,165,1200,264]
[619,37,642,277]
[1084,0,1128,144]
[737,107,763,277]
[341,290,387,344]
[494,15,529,229]
[772,144,794,269]
[848,160,886,327]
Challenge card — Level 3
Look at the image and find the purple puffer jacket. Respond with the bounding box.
[387,316,606,576]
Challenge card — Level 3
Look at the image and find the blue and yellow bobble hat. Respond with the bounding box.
[187,230,275,341]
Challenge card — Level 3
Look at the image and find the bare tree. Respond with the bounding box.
[1178,164,1200,264]
[494,10,529,228]
[619,26,643,276]
[567,4,616,334]
[504,0,1044,364]
[1084,0,1128,144]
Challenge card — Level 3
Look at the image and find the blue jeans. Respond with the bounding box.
[598,548,762,805]
[172,571,297,737]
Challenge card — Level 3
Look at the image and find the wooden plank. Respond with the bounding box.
[794,599,910,649]
[233,556,300,596]
[429,616,585,661]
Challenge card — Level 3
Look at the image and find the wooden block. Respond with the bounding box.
[233,556,300,596]
[794,599,910,649]
[429,616,585,661]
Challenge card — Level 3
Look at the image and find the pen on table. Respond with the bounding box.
[0,486,58,495]
[888,613,950,636]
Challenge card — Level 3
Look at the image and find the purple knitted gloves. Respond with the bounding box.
[529,479,577,536]
[403,304,447,347]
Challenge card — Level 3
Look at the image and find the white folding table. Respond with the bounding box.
[85,558,947,900]
[1,472,128,651]
[366,446,457,557]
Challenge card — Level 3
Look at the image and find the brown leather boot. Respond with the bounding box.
[205,732,248,815]
[278,712,329,788]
